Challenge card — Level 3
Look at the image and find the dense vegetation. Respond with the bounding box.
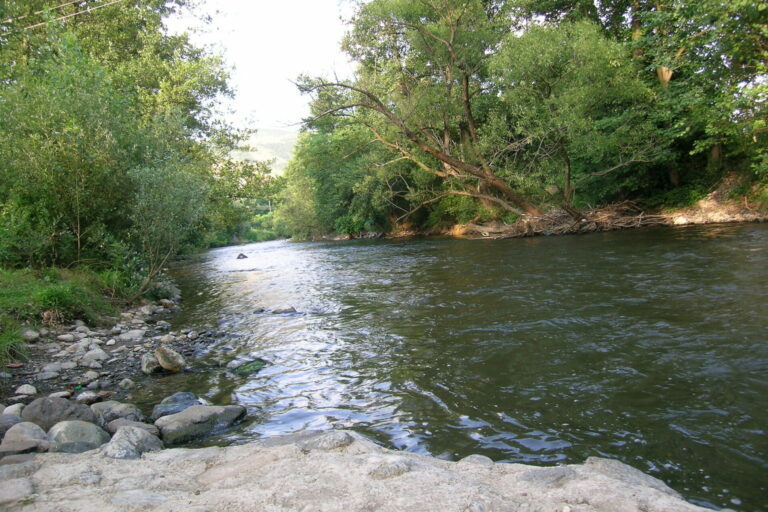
[276,0,767,238]
[0,0,281,356]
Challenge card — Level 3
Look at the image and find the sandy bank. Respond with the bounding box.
[0,430,720,512]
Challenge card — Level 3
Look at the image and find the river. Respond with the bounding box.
[134,223,768,511]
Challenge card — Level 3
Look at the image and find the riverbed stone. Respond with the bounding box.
[272,306,297,314]
[48,391,71,399]
[21,397,96,430]
[118,329,145,342]
[118,378,135,389]
[57,334,76,342]
[0,414,23,439]
[154,405,246,445]
[91,401,143,427]
[34,371,60,381]
[1,422,48,452]
[3,404,24,417]
[15,384,37,396]
[82,347,109,363]
[106,419,159,437]
[48,420,110,453]
[61,361,77,370]
[233,358,269,376]
[154,346,186,372]
[41,362,62,372]
[102,426,163,459]
[150,392,201,421]
[141,353,162,375]
[21,329,40,342]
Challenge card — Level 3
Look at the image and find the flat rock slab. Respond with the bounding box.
[0,431,712,512]
[154,405,245,445]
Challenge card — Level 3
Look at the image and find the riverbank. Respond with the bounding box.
[0,429,719,512]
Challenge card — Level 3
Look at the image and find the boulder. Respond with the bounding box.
[140,353,162,375]
[102,426,163,459]
[3,404,24,418]
[47,420,110,453]
[21,397,96,430]
[154,405,246,445]
[15,384,37,396]
[0,414,22,439]
[154,346,186,372]
[106,419,160,437]
[150,392,201,421]
[1,422,48,453]
[91,401,143,428]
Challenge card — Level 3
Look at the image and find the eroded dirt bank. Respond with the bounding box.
[0,430,721,512]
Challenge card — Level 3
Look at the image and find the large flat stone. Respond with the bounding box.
[154,405,246,445]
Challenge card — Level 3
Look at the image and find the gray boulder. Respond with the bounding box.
[154,346,185,372]
[106,419,160,437]
[1,422,49,455]
[0,414,22,439]
[47,420,110,453]
[102,426,163,459]
[3,404,24,418]
[154,405,246,445]
[21,397,96,430]
[140,353,162,375]
[91,401,143,428]
[15,384,37,396]
[150,392,201,421]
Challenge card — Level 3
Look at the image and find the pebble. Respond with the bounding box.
[34,372,60,381]
[75,391,101,405]
[42,362,62,373]
[106,339,116,346]
[21,329,40,342]
[118,378,135,390]
[61,361,77,370]
[49,391,72,399]
[82,371,100,382]
[15,385,37,396]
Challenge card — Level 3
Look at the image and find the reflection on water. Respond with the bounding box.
[134,224,768,511]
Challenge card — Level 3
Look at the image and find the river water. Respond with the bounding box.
[136,223,768,511]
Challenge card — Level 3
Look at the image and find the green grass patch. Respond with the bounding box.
[0,268,116,363]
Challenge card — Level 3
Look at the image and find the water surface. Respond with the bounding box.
[137,224,768,511]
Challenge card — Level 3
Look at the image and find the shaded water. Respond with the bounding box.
[135,224,768,511]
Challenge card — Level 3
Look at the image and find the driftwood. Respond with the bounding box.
[459,202,668,239]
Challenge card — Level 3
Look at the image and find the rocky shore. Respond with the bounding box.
[0,429,720,512]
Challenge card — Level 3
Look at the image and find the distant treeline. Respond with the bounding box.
[274,0,767,239]
[0,0,282,295]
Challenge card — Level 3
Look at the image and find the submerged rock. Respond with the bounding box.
[106,419,159,437]
[150,392,202,421]
[271,307,297,314]
[154,405,246,445]
[233,358,269,376]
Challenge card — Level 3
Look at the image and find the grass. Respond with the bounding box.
[0,268,116,363]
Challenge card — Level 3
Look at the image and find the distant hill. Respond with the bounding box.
[231,128,299,175]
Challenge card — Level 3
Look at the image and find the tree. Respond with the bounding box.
[490,21,663,210]
[301,0,544,217]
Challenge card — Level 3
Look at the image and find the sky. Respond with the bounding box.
[166,0,357,131]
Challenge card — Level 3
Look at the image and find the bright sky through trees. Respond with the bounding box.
[166,0,355,130]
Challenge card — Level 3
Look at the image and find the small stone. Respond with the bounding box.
[187,331,199,340]
[156,320,171,330]
[272,306,297,314]
[42,362,62,372]
[61,361,77,370]
[118,329,146,342]
[118,378,135,389]
[86,380,101,390]
[34,371,60,381]
[75,325,90,333]
[159,299,175,309]
[158,335,175,344]
[48,391,72,399]
[48,420,110,453]
[21,329,40,342]
[154,346,186,372]
[140,353,162,375]
[15,384,37,396]
[81,360,103,369]
[139,305,156,316]
[102,426,163,459]
[57,334,76,342]
[81,370,100,382]
[236,253,248,259]
[75,391,101,405]
[82,347,109,362]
